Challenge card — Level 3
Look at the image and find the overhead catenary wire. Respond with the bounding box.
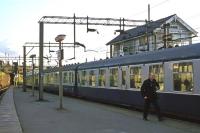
[128,0,170,18]
[185,13,200,20]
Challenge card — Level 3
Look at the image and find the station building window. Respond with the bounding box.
[98,69,106,87]
[89,70,96,87]
[173,62,193,92]
[110,68,118,87]
[130,66,142,89]
[113,44,120,57]
[81,70,87,86]
[139,36,147,46]
[149,64,164,91]
[123,40,134,55]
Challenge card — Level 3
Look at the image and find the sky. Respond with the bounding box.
[0,0,200,66]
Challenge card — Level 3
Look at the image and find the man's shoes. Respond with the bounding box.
[143,117,149,121]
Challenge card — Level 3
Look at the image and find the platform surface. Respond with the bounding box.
[13,87,200,133]
[0,87,22,133]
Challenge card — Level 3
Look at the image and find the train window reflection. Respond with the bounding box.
[69,71,74,84]
[122,70,126,86]
[50,73,53,83]
[130,66,142,89]
[149,64,164,91]
[77,72,80,84]
[99,69,106,87]
[173,62,193,92]
[110,68,118,87]
[54,72,58,83]
[35,74,39,85]
[89,70,96,87]
[47,74,50,83]
[81,71,87,86]
[46,73,50,83]
[63,72,68,83]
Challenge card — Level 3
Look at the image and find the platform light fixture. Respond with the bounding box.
[114,29,125,35]
[86,16,99,34]
[87,28,99,34]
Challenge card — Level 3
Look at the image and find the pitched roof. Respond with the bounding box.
[106,14,176,45]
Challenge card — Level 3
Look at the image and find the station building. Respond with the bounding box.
[106,14,198,58]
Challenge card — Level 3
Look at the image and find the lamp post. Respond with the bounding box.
[55,34,66,109]
[30,54,36,96]
[23,46,27,92]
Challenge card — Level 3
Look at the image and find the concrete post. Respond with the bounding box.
[23,46,26,92]
[32,57,35,96]
[59,42,63,109]
[39,22,44,100]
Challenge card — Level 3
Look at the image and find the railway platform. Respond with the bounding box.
[1,86,200,133]
[0,87,22,133]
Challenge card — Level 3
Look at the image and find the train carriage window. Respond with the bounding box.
[149,64,164,91]
[89,70,96,87]
[54,72,59,83]
[44,74,47,83]
[173,62,193,92]
[77,71,81,84]
[52,73,54,82]
[46,73,50,83]
[130,66,142,89]
[81,70,87,86]
[110,68,118,87]
[99,69,106,87]
[72,72,74,84]
[35,74,39,85]
[44,74,47,84]
[63,72,69,84]
[69,72,72,84]
[43,74,46,83]
[122,70,126,86]
[52,73,56,83]
[69,71,74,84]
[46,73,48,82]
[50,73,54,83]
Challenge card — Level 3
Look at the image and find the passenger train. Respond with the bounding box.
[0,71,10,95]
[26,43,200,122]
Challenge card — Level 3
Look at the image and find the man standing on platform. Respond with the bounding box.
[141,74,162,121]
